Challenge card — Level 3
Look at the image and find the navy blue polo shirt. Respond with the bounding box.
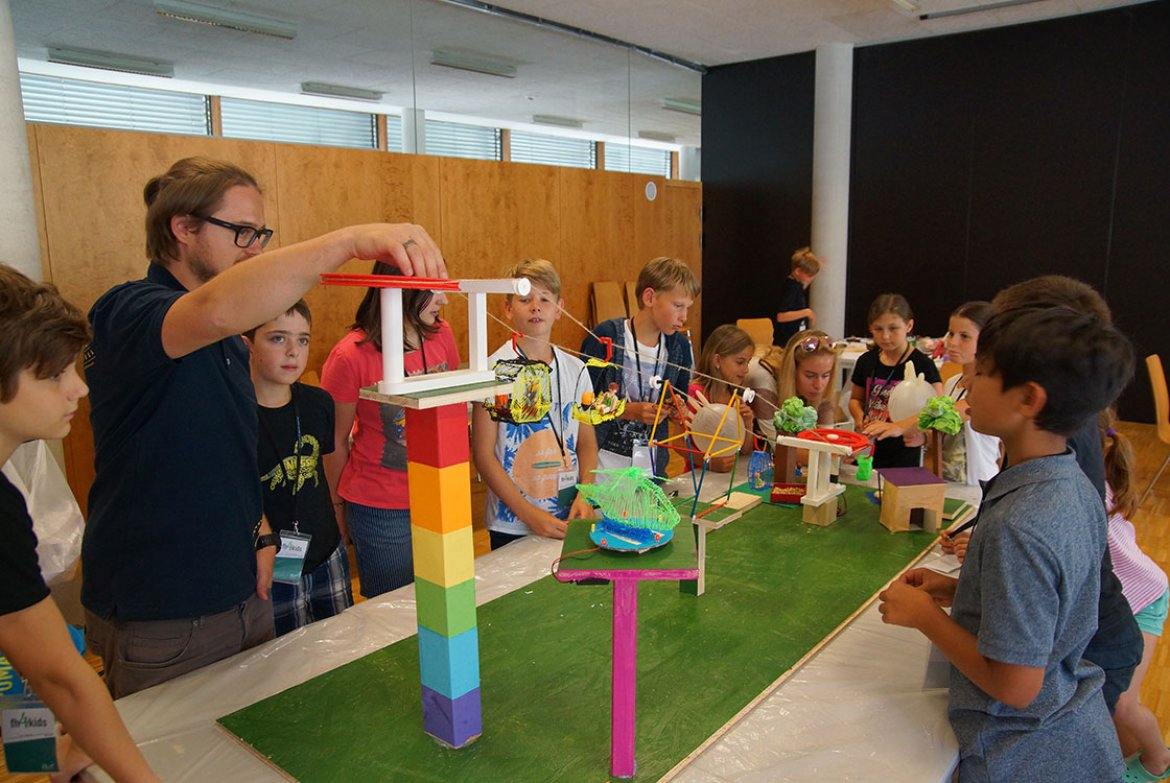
[82,263,260,622]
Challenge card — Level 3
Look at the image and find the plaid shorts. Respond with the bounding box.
[271,541,354,637]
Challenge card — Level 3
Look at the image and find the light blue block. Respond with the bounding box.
[418,625,480,699]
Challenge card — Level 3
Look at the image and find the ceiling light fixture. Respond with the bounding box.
[916,0,1045,20]
[430,49,517,79]
[47,46,174,77]
[638,130,676,143]
[301,82,383,102]
[153,0,297,40]
[532,114,583,129]
[661,97,701,116]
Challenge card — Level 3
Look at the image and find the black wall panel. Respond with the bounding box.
[701,52,815,341]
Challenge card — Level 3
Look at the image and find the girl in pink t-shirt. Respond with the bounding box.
[321,263,460,598]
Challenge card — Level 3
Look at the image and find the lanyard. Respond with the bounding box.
[866,345,911,412]
[258,387,302,532]
[628,319,664,403]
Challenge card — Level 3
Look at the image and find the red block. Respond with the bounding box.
[406,404,470,468]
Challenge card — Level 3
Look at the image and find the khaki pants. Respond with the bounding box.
[85,593,274,699]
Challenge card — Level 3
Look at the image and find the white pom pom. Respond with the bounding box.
[741,388,756,404]
[650,375,663,390]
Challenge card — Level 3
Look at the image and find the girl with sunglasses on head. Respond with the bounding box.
[940,301,1000,486]
[688,324,756,473]
[747,329,844,444]
[320,262,460,599]
[849,293,942,468]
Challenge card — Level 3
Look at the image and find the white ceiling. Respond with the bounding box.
[7,0,1151,149]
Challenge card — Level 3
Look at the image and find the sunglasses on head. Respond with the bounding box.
[795,334,843,353]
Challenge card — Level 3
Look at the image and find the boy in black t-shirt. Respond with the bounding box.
[774,247,822,346]
[0,265,157,781]
[243,301,352,636]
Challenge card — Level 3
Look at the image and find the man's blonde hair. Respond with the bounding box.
[635,256,700,308]
[502,258,561,300]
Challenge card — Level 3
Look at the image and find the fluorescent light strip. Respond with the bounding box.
[153,0,297,40]
[919,0,1046,20]
[661,97,701,116]
[47,46,174,77]
[533,114,583,129]
[301,82,383,102]
[430,49,517,78]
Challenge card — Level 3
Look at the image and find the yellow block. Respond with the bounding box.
[412,525,475,588]
[407,461,472,535]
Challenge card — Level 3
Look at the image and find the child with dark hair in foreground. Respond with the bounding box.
[880,305,1133,782]
[0,264,158,782]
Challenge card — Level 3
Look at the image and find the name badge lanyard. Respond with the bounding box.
[259,387,303,533]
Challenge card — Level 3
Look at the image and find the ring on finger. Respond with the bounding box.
[403,238,418,249]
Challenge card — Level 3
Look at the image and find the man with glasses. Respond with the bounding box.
[81,157,445,698]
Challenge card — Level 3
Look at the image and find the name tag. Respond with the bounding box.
[273,530,312,584]
[2,699,57,773]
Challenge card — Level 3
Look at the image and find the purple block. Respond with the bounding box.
[422,685,482,748]
[876,466,946,486]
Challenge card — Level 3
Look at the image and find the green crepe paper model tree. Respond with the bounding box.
[917,395,962,436]
[774,396,818,435]
[917,395,962,477]
[773,396,817,485]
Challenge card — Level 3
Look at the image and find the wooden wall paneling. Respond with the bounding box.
[270,143,392,375]
[556,167,634,353]
[33,126,280,510]
[438,157,562,357]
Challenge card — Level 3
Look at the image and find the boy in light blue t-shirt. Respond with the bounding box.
[471,259,598,550]
[879,305,1133,782]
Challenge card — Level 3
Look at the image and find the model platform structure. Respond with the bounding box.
[775,428,871,526]
[320,272,527,749]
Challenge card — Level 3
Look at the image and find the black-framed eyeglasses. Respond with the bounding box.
[195,214,274,249]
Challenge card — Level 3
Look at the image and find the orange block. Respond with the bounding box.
[408,461,472,534]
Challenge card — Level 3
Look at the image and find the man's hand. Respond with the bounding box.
[344,224,446,279]
[255,546,275,600]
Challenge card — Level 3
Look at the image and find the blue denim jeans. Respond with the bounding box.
[345,502,413,599]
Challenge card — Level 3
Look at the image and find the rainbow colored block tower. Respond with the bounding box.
[405,403,481,748]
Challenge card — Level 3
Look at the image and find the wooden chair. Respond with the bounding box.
[624,281,639,316]
[590,281,627,327]
[1140,354,1170,507]
[735,318,774,351]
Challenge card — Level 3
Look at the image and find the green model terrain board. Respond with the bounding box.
[219,485,934,782]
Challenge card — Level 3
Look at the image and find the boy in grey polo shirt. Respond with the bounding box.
[879,306,1132,782]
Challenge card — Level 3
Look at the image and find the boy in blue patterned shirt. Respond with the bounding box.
[879,305,1132,782]
[472,259,598,550]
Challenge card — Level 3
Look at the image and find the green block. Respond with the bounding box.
[415,577,477,637]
